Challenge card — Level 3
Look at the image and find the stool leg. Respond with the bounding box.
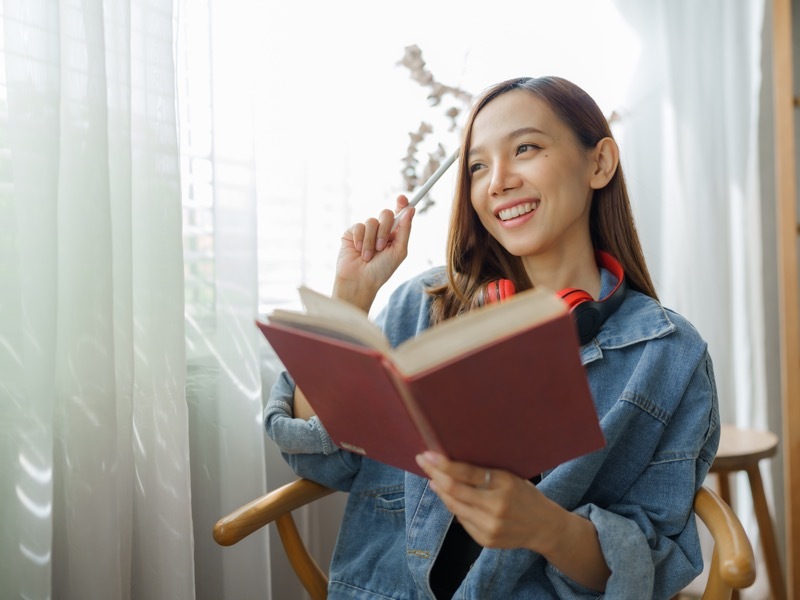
[717,471,732,506]
[746,465,786,600]
[715,472,739,600]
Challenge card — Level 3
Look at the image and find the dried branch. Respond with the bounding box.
[397,45,473,212]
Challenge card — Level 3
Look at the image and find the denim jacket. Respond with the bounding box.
[264,266,720,599]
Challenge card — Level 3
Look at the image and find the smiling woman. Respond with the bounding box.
[263,73,719,598]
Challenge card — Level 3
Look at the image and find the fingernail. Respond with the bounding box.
[354,240,362,252]
[376,237,386,251]
[423,451,441,465]
[362,250,373,261]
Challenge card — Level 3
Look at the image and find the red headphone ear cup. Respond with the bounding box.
[486,279,515,303]
[484,282,499,304]
[475,279,516,307]
[498,279,516,300]
[558,288,593,310]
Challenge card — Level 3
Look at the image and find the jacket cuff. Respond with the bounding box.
[263,370,338,455]
[546,503,654,598]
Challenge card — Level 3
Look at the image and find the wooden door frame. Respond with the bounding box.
[771,0,799,596]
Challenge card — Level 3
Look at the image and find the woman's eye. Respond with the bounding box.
[517,143,541,155]
[469,162,485,174]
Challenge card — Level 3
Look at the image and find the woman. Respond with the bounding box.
[265,76,719,599]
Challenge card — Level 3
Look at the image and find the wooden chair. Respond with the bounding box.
[213,481,755,600]
[214,478,334,600]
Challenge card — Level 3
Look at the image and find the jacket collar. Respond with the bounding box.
[580,269,675,365]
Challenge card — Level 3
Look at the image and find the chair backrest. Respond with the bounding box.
[213,481,755,600]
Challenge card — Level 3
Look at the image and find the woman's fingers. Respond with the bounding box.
[349,222,366,253]
[416,452,492,494]
[374,208,396,253]
[392,196,414,247]
[359,217,380,260]
[352,200,412,262]
[334,196,415,312]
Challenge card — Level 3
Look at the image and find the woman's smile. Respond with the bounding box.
[497,199,540,223]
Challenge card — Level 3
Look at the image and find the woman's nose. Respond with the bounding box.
[487,162,522,196]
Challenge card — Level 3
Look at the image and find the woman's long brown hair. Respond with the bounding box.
[428,76,658,324]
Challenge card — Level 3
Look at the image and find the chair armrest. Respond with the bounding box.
[213,478,336,546]
[694,485,756,591]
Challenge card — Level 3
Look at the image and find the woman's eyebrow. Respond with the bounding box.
[468,127,550,159]
[509,126,548,139]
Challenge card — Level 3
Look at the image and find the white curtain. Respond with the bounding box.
[612,1,771,597]
[176,0,273,597]
[0,1,195,598]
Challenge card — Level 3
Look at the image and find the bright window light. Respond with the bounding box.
[178,0,641,317]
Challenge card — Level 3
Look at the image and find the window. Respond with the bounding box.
[178,0,640,317]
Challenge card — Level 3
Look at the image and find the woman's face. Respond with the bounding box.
[468,89,596,264]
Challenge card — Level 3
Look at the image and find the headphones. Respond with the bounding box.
[474,250,627,345]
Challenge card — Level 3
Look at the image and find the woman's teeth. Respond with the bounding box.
[498,201,539,221]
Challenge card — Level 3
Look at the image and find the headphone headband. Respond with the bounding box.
[474,250,627,345]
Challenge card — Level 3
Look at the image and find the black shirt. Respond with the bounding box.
[429,518,482,600]
[429,474,541,599]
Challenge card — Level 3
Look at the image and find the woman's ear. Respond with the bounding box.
[589,137,619,189]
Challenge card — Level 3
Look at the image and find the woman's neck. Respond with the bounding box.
[521,249,601,298]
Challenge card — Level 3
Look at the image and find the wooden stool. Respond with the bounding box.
[711,424,785,600]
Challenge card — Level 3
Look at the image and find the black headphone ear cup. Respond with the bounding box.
[571,302,603,345]
[558,252,627,344]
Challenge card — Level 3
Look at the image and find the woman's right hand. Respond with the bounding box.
[333,195,414,312]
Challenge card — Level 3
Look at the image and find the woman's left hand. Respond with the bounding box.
[415,451,611,592]
[415,451,553,551]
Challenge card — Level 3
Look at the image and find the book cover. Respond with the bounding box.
[259,287,605,479]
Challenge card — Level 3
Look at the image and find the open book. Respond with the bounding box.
[259,286,605,479]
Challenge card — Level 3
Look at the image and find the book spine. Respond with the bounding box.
[382,357,447,456]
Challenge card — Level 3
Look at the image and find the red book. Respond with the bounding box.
[259,286,604,479]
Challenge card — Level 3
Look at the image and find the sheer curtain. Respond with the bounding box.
[0,1,194,598]
[176,0,273,597]
[612,1,771,597]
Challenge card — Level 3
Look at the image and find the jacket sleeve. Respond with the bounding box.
[547,351,720,599]
[262,270,440,489]
[263,370,361,490]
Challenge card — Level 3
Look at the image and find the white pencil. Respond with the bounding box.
[392,150,459,230]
